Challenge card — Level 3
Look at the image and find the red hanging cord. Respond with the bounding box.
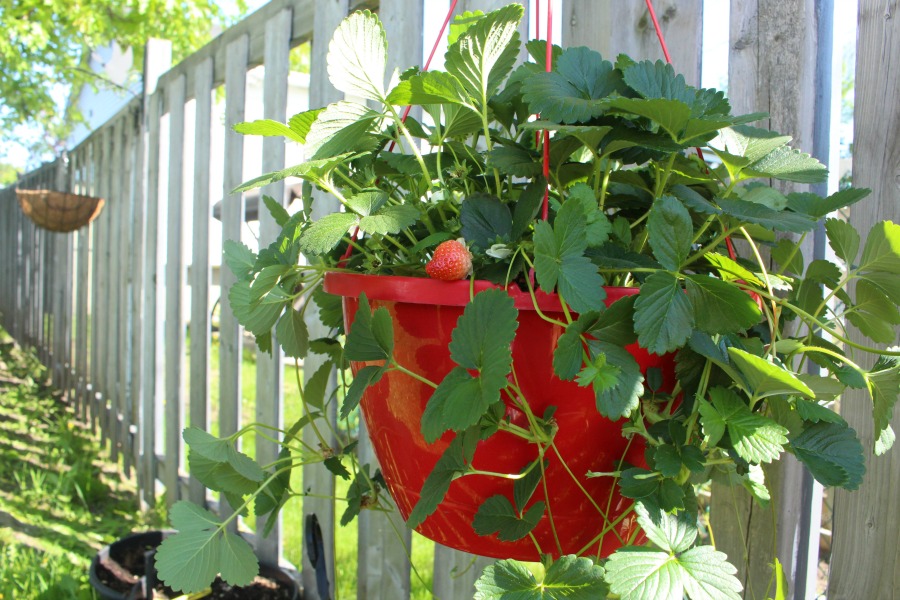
[340,0,460,264]
[540,0,553,221]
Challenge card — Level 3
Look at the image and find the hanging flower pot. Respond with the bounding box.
[324,271,676,559]
[16,189,104,233]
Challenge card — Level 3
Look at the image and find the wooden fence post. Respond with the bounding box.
[828,1,900,597]
[709,2,831,598]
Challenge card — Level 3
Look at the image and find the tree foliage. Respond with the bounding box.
[0,0,242,159]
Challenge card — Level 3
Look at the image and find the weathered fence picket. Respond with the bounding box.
[2,1,898,598]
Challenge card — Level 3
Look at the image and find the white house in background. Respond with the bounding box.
[70,42,312,316]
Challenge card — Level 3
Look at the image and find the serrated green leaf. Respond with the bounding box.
[303,361,333,410]
[344,294,394,362]
[587,342,644,419]
[344,190,388,216]
[287,108,324,142]
[445,4,523,106]
[341,364,385,420]
[327,10,387,101]
[359,205,419,235]
[407,428,479,529]
[869,354,900,455]
[553,311,601,381]
[846,280,900,343]
[514,460,544,512]
[156,503,259,594]
[588,294,638,346]
[706,387,789,463]
[742,185,788,210]
[825,218,860,265]
[634,272,694,355]
[791,422,865,490]
[744,144,828,183]
[771,238,804,275]
[232,153,356,194]
[261,195,290,227]
[488,145,542,178]
[717,198,817,233]
[275,307,309,359]
[228,280,284,336]
[859,221,900,274]
[307,101,382,160]
[618,468,659,500]
[223,241,256,282]
[522,46,621,123]
[461,194,513,250]
[608,97,692,141]
[473,495,544,542]
[634,499,697,554]
[623,59,696,105]
[183,427,230,462]
[685,275,762,335]
[711,125,791,163]
[728,348,814,400]
[795,400,846,426]
[422,290,518,441]
[233,118,307,143]
[651,445,683,478]
[647,195,692,270]
[385,70,470,106]
[679,546,744,600]
[788,187,870,219]
[474,556,608,600]
[298,212,358,256]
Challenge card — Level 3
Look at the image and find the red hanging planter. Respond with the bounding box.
[324,272,676,560]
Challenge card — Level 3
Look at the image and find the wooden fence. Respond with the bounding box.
[1,1,897,598]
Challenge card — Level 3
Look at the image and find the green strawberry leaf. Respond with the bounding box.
[727,348,814,400]
[327,10,388,102]
[261,195,290,227]
[606,545,742,600]
[223,241,256,282]
[787,187,870,219]
[407,428,479,529]
[276,307,309,359]
[846,280,900,343]
[791,422,865,490]
[341,365,385,420]
[385,70,470,106]
[703,387,789,463]
[622,59,696,105]
[859,222,900,274]
[359,205,420,236]
[421,289,517,442]
[685,275,762,334]
[445,4,523,106]
[587,295,638,346]
[461,194,513,250]
[474,556,608,600]
[634,272,694,355]
[298,212,358,256]
[513,460,544,512]
[647,195,692,271]
[633,499,697,554]
[794,399,846,426]
[582,342,643,419]
[744,145,828,184]
[156,502,259,594]
[522,46,622,123]
[233,118,308,143]
[717,198,817,233]
[553,311,602,381]
[472,495,545,542]
[228,280,284,337]
[825,218,860,265]
[869,353,900,455]
[344,293,394,362]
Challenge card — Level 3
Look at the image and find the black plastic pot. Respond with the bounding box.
[89,530,299,600]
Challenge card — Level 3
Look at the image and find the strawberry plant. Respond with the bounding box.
[155,4,900,598]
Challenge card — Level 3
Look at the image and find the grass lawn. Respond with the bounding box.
[0,326,164,599]
[0,324,437,599]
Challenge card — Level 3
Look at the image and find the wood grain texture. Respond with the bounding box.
[711,2,826,598]
[300,2,349,597]
[188,56,214,506]
[219,33,249,529]
[563,0,702,86]
[828,1,900,598]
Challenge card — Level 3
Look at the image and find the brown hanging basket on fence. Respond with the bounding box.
[16,189,105,233]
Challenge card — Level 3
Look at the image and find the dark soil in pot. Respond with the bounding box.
[91,530,297,600]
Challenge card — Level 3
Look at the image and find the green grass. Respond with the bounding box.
[0,326,164,600]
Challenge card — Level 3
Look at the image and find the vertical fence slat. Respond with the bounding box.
[74,148,91,422]
[128,108,145,475]
[255,6,292,566]
[121,114,138,476]
[140,39,172,506]
[433,548,493,600]
[164,74,188,505]
[220,33,249,527]
[109,118,125,464]
[89,136,103,432]
[562,0,702,84]
[98,128,114,445]
[829,0,900,597]
[189,56,215,506]
[302,2,349,596]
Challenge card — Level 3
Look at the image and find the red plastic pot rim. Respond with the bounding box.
[323,271,639,312]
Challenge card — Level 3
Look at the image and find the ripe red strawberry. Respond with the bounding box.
[426,239,473,281]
